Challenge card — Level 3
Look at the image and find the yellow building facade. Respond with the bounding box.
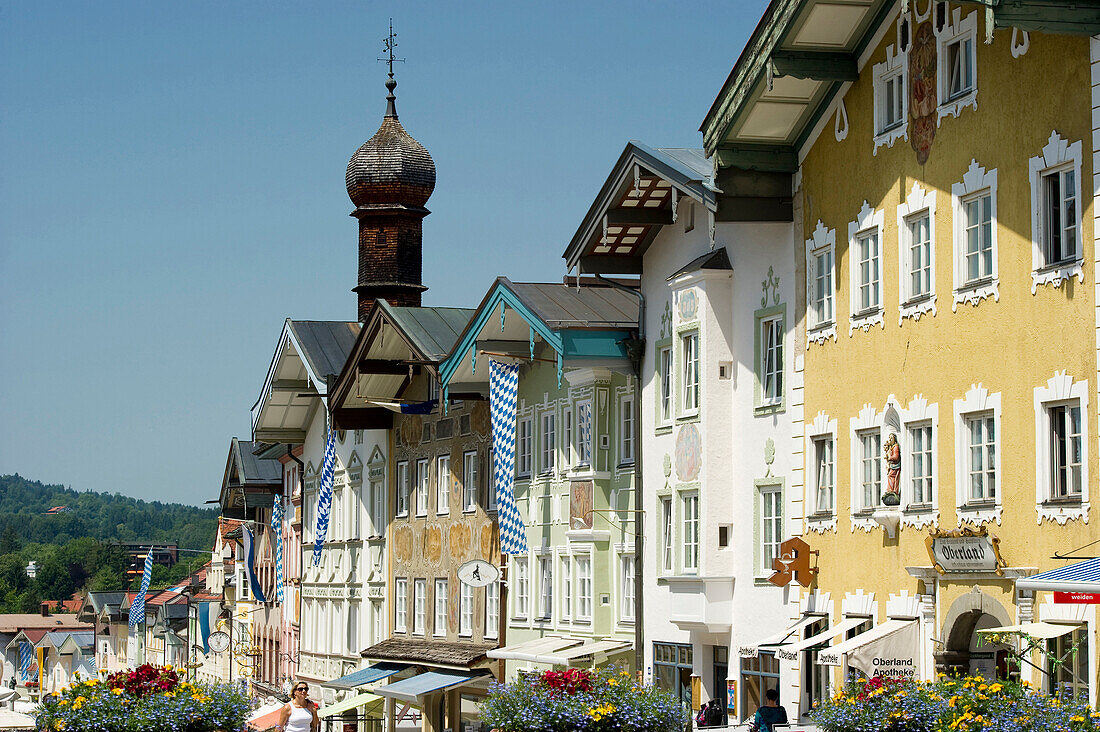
[702,0,1097,718]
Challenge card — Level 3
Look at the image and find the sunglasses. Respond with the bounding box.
[295,687,308,692]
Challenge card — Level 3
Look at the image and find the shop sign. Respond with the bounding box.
[726,679,737,713]
[925,529,1005,575]
[766,537,818,587]
[458,559,499,587]
[1054,591,1100,604]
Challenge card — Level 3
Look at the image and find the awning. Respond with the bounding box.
[319,691,384,719]
[487,636,584,662]
[246,702,285,731]
[533,639,632,665]
[817,619,919,675]
[766,616,870,660]
[326,662,408,690]
[739,614,825,657]
[1017,558,1100,593]
[375,670,486,703]
[978,621,1084,640]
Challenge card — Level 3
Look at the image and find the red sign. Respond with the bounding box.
[1054,592,1100,604]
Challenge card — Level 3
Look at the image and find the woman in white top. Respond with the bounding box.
[278,680,320,732]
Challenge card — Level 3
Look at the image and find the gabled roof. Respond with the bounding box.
[564,141,719,273]
[668,247,733,281]
[0,614,91,634]
[362,637,496,668]
[220,437,281,516]
[382,303,476,362]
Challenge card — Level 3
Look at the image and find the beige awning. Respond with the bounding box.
[816,619,918,667]
[739,614,825,658]
[768,616,870,659]
[486,636,583,662]
[533,639,632,665]
[978,621,1083,640]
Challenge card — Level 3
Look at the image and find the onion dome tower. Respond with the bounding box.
[346,27,436,322]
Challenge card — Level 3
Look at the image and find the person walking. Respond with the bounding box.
[277,680,320,732]
[750,689,787,732]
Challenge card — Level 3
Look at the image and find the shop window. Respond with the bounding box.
[654,642,694,711]
[740,652,780,718]
[1047,628,1088,701]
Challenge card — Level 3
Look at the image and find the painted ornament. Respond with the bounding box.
[678,289,699,321]
[674,424,702,482]
[909,19,938,164]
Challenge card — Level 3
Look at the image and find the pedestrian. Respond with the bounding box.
[277,679,320,732]
[749,689,787,732]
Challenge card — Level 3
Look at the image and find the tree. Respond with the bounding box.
[0,524,19,554]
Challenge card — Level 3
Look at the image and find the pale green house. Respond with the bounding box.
[437,278,640,679]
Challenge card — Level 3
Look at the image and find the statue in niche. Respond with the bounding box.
[883,433,901,506]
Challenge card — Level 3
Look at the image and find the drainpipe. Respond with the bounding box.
[595,274,645,675]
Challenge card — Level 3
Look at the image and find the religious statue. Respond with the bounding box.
[883,433,901,506]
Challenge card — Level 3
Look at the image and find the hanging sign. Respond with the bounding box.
[207,631,230,654]
[1054,592,1100,604]
[925,529,1005,574]
[457,559,499,588]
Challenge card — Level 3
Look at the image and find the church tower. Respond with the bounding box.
[345,29,436,322]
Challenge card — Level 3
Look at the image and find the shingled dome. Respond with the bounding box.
[346,78,436,209]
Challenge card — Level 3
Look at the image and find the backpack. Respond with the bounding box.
[695,707,709,726]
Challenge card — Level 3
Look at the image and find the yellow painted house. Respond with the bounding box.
[702,0,1098,718]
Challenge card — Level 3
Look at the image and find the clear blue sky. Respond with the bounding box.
[0,1,766,505]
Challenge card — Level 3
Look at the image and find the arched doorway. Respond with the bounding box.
[936,588,1014,679]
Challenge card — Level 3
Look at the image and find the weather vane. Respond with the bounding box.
[378,19,405,77]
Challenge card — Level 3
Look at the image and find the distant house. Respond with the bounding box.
[42,506,71,515]
[0,613,91,688]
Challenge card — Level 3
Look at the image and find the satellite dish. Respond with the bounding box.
[457,560,499,588]
[207,631,230,654]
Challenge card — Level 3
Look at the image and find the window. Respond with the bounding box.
[856,231,881,313]
[620,556,635,622]
[575,556,592,622]
[653,643,693,710]
[517,418,532,476]
[395,461,409,518]
[848,203,885,332]
[1029,132,1084,288]
[562,407,574,468]
[952,160,998,306]
[813,437,835,516]
[807,221,837,338]
[742,652,780,715]
[1047,627,1088,700]
[560,555,572,621]
[436,455,450,514]
[513,556,529,618]
[759,316,783,406]
[944,34,973,101]
[682,332,699,414]
[811,248,834,324]
[682,493,699,572]
[658,347,673,423]
[935,7,978,120]
[394,578,408,633]
[370,483,385,536]
[575,402,593,465]
[898,183,938,321]
[484,582,499,639]
[804,618,831,710]
[758,485,783,576]
[434,578,447,637]
[537,556,553,620]
[966,414,996,502]
[872,43,907,149]
[909,424,933,505]
[459,582,473,636]
[415,459,429,516]
[859,431,882,511]
[1048,404,1083,498]
[413,579,426,635]
[661,497,673,572]
[620,396,635,465]
[487,450,498,511]
[907,214,932,299]
[462,451,478,512]
[879,68,904,131]
[540,413,556,474]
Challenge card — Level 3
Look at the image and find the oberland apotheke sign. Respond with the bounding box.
[926,530,1005,574]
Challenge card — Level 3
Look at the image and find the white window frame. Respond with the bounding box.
[487,450,498,511]
[562,406,574,468]
[395,461,409,518]
[872,43,907,152]
[1028,131,1084,292]
[536,555,553,621]
[936,6,978,122]
[758,315,784,407]
[574,553,593,623]
[484,581,499,639]
[540,411,556,475]
[462,450,478,512]
[516,417,533,477]
[806,410,838,534]
[459,582,473,637]
[575,401,593,467]
[658,346,674,425]
[756,483,783,578]
[559,552,572,621]
[681,331,700,416]
[619,395,635,466]
[436,454,450,515]
[620,554,635,623]
[1034,372,1090,524]
[806,220,837,345]
[415,458,430,517]
[394,578,408,633]
[849,404,884,532]
[512,555,529,619]
[954,384,1003,525]
[951,160,999,310]
[897,182,938,323]
[434,578,447,637]
[413,579,426,636]
[660,496,673,573]
[848,202,885,334]
[899,395,940,529]
[681,491,700,573]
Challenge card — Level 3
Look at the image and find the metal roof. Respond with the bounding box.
[380,303,475,362]
[1017,557,1100,593]
[505,281,638,329]
[287,320,361,384]
[668,247,733,281]
[233,439,282,485]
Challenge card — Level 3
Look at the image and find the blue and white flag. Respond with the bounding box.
[197,601,220,655]
[489,360,527,554]
[369,399,437,415]
[242,525,267,603]
[271,495,284,603]
[312,429,336,566]
[18,641,33,681]
[128,548,154,630]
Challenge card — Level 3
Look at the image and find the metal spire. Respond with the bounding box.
[378,19,405,118]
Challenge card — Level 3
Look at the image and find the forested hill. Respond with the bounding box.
[0,474,217,551]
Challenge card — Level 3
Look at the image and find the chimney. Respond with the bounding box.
[40,602,50,617]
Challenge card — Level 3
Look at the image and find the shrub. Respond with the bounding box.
[479,666,687,732]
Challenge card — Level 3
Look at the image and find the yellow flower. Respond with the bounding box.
[988,683,1002,693]
[58,700,68,707]
[164,664,172,670]
[608,678,618,686]
[53,722,63,731]
[111,688,124,696]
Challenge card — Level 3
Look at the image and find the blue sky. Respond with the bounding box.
[0,1,766,505]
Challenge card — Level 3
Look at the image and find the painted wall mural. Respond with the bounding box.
[674,424,702,482]
[909,17,938,164]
